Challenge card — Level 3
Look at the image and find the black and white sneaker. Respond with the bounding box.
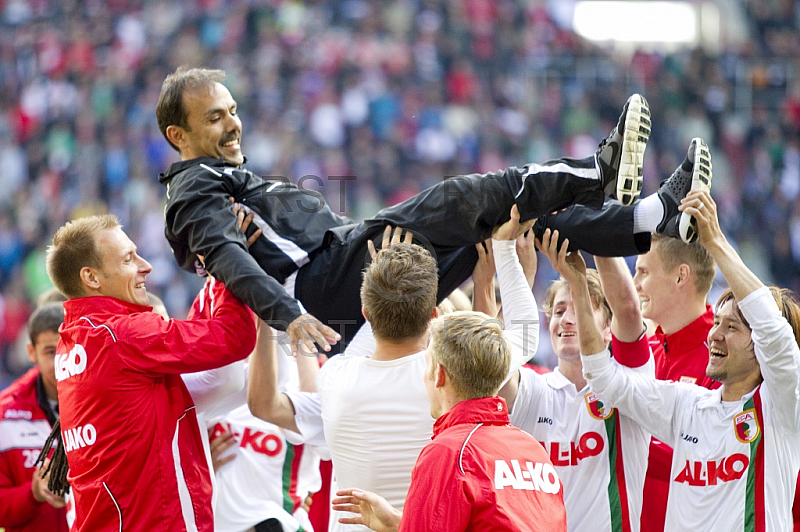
[656,138,713,243]
[595,94,651,206]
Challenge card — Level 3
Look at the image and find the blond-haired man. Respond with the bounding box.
[44,214,256,532]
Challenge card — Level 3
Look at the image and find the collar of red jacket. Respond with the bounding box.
[432,396,510,438]
[654,305,714,354]
[62,296,153,325]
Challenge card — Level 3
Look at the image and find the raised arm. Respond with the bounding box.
[681,190,762,300]
[471,239,498,317]
[246,321,301,433]
[683,190,800,430]
[594,257,644,343]
[538,229,605,357]
[493,206,538,408]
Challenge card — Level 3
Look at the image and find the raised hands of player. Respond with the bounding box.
[287,313,341,357]
[491,204,535,241]
[678,190,724,250]
[472,239,497,317]
[368,225,414,259]
[31,459,66,508]
[516,227,538,289]
[332,488,402,532]
[536,228,587,289]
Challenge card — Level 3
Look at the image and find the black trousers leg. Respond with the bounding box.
[296,157,607,349]
[534,202,652,257]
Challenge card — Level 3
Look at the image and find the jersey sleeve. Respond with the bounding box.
[493,239,540,378]
[399,442,472,532]
[282,390,328,454]
[738,286,800,432]
[116,282,257,375]
[582,348,683,446]
[612,332,652,369]
[508,367,548,427]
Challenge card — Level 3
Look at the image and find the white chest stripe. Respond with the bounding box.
[103,482,122,532]
[173,407,199,532]
[248,211,310,268]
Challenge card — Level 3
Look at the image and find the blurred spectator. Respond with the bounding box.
[1,0,799,386]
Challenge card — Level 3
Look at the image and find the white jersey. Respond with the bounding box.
[290,238,538,531]
[583,287,800,531]
[210,404,321,532]
[510,360,652,532]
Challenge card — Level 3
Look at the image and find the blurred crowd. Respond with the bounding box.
[1,0,799,385]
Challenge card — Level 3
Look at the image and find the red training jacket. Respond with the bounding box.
[56,287,255,532]
[0,367,68,532]
[400,396,567,531]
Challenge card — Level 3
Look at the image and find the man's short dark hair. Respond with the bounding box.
[156,66,227,151]
[28,303,64,345]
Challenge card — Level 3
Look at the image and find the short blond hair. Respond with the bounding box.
[429,311,510,400]
[46,215,121,299]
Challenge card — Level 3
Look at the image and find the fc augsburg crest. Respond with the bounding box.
[585,392,613,420]
[733,409,760,444]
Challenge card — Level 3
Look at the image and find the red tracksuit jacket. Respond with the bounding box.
[0,367,68,532]
[56,286,255,531]
[400,396,567,531]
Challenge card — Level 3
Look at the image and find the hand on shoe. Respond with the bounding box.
[287,313,341,357]
[679,190,724,250]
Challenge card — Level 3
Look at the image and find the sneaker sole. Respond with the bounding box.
[678,138,712,243]
[617,94,651,206]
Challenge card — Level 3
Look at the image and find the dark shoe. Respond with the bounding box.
[656,138,712,243]
[595,94,651,206]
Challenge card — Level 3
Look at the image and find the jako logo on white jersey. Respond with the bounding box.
[63,424,97,453]
[546,431,605,467]
[674,453,749,486]
[55,345,88,381]
[494,459,561,494]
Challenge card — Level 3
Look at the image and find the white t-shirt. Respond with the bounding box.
[510,362,652,532]
[583,287,800,531]
[210,404,321,532]
[286,238,539,531]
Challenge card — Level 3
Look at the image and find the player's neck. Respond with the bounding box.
[371,335,429,361]
[657,298,707,336]
[558,358,587,390]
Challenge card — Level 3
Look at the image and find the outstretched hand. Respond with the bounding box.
[368,225,414,259]
[536,228,586,287]
[287,313,341,357]
[332,488,402,532]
